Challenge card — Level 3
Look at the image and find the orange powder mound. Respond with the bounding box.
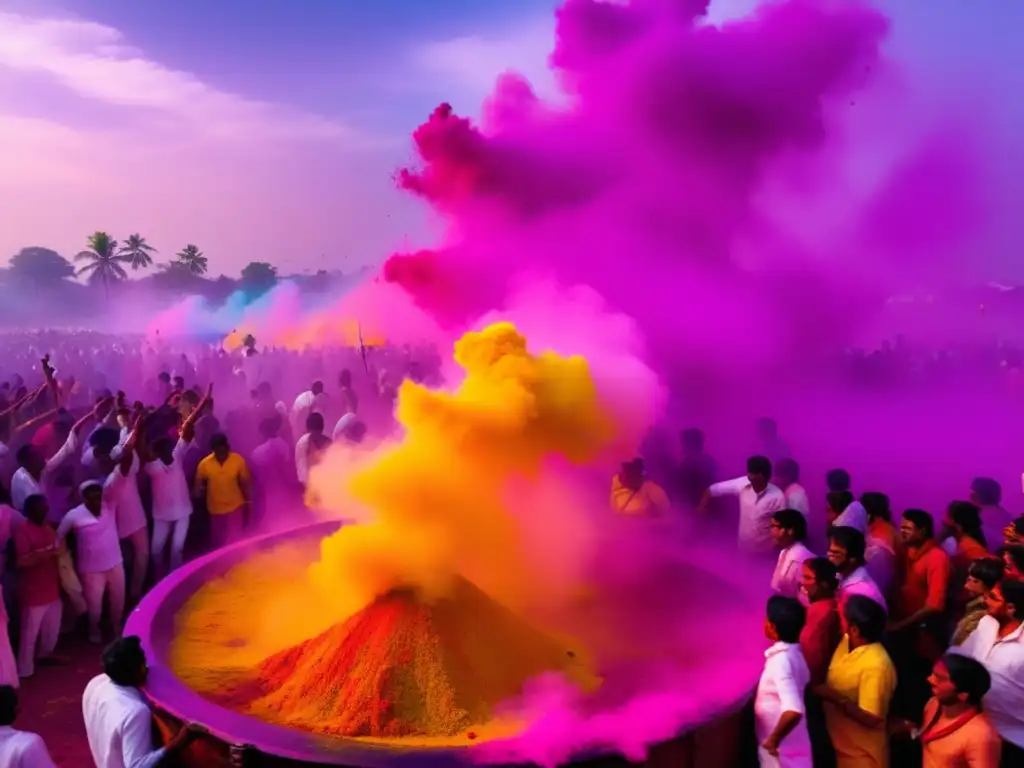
[214,576,593,739]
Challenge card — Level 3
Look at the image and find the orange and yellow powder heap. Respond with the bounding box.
[174,322,625,742]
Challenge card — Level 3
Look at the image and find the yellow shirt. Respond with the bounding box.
[195,453,250,516]
[824,636,897,768]
[610,476,670,516]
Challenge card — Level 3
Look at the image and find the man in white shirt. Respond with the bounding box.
[770,509,815,599]
[0,685,56,767]
[826,526,887,612]
[952,578,1024,758]
[828,491,868,534]
[702,455,785,554]
[58,478,129,645]
[11,400,106,516]
[755,596,812,767]
[83,636,201,768]
[774,459,809,519]
[291,381,328,438]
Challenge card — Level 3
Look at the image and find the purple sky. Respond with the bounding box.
[0,0,1021,279]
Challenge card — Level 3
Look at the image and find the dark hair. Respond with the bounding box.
[826,468,851,493]
[345,420,368,444]
[89,427,121,453]
[804,557,839,591]
[115,407,131,419]
[0,482,9,507]
[1000,545,1024,575]
[746,455,772,479]
[209,433,229,452]
[902,508,935,540]
[259,415,282,439]
[843,594,887,643]
[772,509,807,542]
[680,428,704,452]
[829,526,866,564]
[311,381,324,395]
[968,558,1005,589]
[23,494,47,518]
[306,412,325,433]
[948,501,986,548]
[15,444,34,466]
[942,653,991,706]
[998,578,1024,617]
[827,490,854,514]
[970,477,1002,506]
[102,636,147,686]
[860,491,891,522]
[767,596,806,643]
[775,458,799,483]
[0,685,16,725]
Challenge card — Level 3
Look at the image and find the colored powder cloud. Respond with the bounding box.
[383,0,982,375]
[308,322,624,621]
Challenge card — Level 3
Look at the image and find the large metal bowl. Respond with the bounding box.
[125,521,758,768]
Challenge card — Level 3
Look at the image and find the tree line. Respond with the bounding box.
[0,232,329,300]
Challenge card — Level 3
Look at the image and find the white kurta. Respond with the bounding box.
[708,476,786,553]
[144,438,192,522]
[82,674,167,768]
[754,642,812,767]
[0,725,57,768]
[771,542,815,598]
[953,615,1024,748]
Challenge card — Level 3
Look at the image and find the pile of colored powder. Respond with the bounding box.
[214,576,593,738]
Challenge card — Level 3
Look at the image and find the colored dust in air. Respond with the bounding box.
[171,323,617,743]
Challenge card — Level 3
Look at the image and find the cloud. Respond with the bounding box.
[0,10,425,275]
[412,20,558,107]
[0,11,354,141]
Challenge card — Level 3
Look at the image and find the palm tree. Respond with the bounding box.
[75,231,129,297]
[118,233,157,270]
[175,244,208,275]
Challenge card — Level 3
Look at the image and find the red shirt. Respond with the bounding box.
[799,597,842,684]
[899,540,952,618]
[13,521,60,607]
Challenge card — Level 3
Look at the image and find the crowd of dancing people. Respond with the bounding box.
[0,329,1022,766]
[617,422,1024,768]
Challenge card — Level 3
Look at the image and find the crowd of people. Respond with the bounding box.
[0,328,1022,767]
[614,420,1024,767]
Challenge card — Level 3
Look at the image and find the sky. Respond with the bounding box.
[0,0,1022,279]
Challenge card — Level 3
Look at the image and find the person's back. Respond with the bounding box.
[82,673,154,768]
[0,684,56,767]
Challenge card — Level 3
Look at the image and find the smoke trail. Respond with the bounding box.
[383,0,980,375]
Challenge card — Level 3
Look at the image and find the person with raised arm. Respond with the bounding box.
[10,396,110,515]
[142,384,209,579]
[57,420,139,644]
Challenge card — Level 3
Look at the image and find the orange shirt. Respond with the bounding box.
[920,698,1001,768]
[869,518,900,555]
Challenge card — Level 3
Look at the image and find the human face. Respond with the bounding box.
[927,661,961,705]
[800,563,820,602]
[83,487,103,514]
[985,585,1008,621]
[900,519,924,546]
[1004,553,1023,581]
[826,540,848,570]
[964,574,988,599]
[213,446,230,462]
[748,472,767,493]
[770,519,790,548]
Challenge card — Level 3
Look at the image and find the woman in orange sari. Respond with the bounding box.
[610,458,670,517]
